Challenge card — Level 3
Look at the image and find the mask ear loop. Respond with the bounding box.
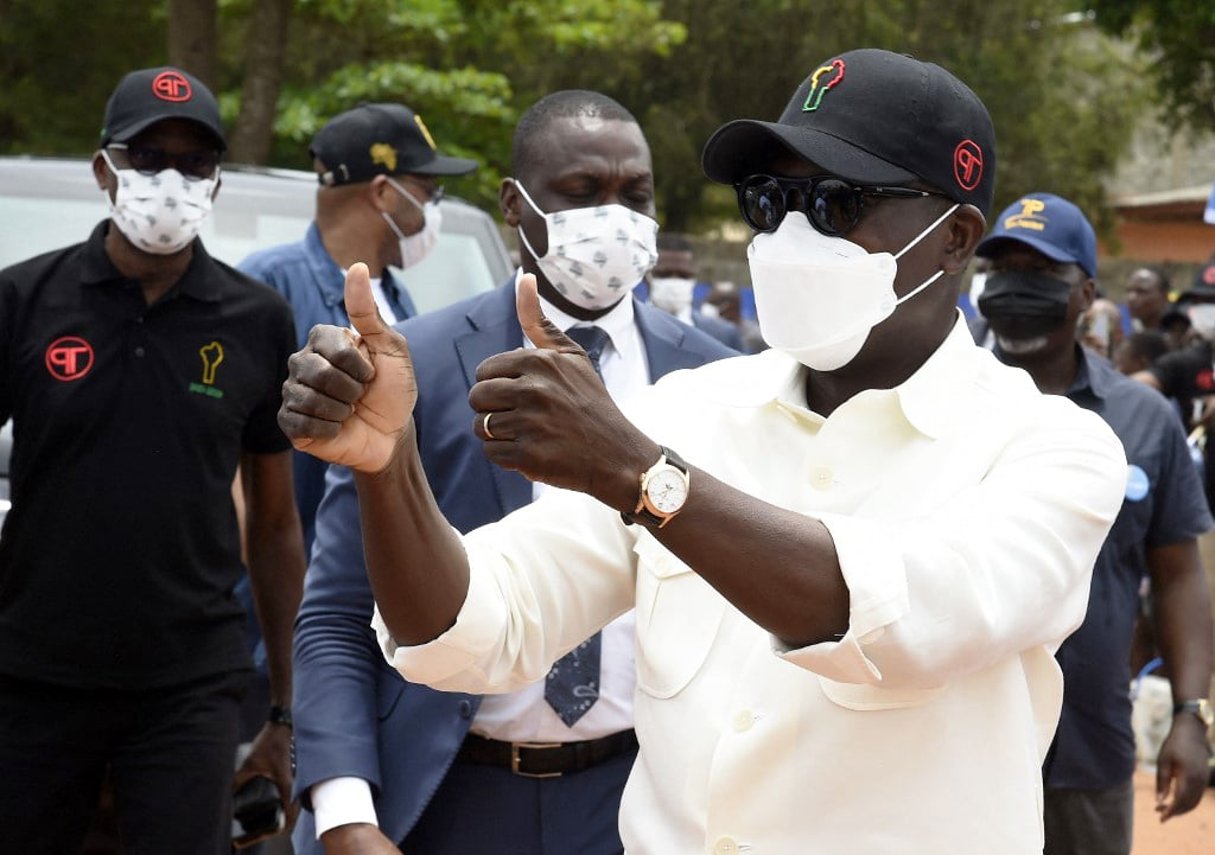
[892,203,960,306]
[509,178,550,263]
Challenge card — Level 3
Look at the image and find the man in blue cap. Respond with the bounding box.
[975,192,1214,855]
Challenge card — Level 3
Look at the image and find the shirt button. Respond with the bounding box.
[811,465,832,490]
[732,710,754,732]
[458,699,472,719]
[134,346,145,358]
[713,837,738,855]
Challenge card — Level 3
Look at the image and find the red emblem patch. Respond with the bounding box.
[953,140,984,192]
[45,336,94,382]
[1197,369,1215,393]
[152,71,192,103]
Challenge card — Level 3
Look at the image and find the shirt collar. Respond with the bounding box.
[513,267,637,352]
[1065,345,1113,402]
[709,312,983,438]
[80,219,223,302]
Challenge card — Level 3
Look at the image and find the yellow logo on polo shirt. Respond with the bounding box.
[370,143,397,172]
[189,341,225,399]
[1003,198,1048,232]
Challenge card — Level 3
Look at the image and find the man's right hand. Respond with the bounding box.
[320,822,402,854]
[278,262,417,474]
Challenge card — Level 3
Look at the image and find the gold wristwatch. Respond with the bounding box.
[622,446,690,529]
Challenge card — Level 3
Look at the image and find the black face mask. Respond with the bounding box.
[978,269,1072,338]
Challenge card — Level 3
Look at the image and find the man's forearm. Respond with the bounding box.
[1151,543,1214,703]
[356,426,470,646]
[247,524,306,704]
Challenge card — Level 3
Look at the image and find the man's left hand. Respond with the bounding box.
[1154,715,1210,821]
[234,720,299,832]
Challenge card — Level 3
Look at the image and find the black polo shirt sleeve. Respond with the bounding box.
[242,293,296,455]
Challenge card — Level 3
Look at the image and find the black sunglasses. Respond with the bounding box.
[735,174,950,237]
[107,143,221,181]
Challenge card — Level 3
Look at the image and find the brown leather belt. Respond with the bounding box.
[457,729,639,779]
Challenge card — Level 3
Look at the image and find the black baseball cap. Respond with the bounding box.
[101,66,226,151]
[702,48,996,216]
[310,103,477,186]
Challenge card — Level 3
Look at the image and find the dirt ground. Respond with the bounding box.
[1132,769,1215,854]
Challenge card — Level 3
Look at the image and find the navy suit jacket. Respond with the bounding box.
[292,282,735,852]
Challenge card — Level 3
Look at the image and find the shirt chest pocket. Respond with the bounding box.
[632,535,727,699]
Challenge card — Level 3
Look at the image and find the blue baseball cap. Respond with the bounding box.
[976,192,1097,278]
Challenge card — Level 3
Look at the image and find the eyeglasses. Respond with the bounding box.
[735,174,950,237]
[107,143,221,181]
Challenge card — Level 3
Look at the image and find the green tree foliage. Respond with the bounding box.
[0,0,1156,238]
[1091,0,1215,132]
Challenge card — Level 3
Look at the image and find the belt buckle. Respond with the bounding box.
[510,741,563,778]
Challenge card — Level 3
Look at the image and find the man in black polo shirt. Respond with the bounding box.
[976,193,1213,855]
[0,66,305,855]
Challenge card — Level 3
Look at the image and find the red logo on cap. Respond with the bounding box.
[953,140,983,192]
[45,336,94,382]
[151,71,192,103]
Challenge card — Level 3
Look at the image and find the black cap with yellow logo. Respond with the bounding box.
[310,103,477,186]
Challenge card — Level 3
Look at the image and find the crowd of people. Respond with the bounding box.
[1,47,1213,855]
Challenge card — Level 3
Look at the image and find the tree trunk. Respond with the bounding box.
[167,0,218,88]
[226,0,292,165]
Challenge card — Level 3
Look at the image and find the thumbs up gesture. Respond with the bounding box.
[278,263,417,474]
[469,274,656,504]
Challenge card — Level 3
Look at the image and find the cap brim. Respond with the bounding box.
[975,234,1090,275]
[106,114,226,152]
[702,118,917,186]
[408,153,478,177]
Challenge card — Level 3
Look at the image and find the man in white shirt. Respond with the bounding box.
[279,49,1128,854]
[288,90,734,855]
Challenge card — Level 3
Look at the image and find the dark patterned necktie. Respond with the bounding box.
[566,324,610,376]
[544,325,609,726]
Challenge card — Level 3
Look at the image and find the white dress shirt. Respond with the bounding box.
[376,319,1127,854]
[313,279,647,836]
[470,276,646,742]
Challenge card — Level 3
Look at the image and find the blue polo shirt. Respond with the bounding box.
[1046,347,1212,790]
[239,223,417,552]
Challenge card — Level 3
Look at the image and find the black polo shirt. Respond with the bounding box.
[1046,347,1212,790]
[0,221,296,689]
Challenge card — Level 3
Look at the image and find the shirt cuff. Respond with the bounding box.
[311,776,378,839]
[773,512,910,683]
[373,538,512,689]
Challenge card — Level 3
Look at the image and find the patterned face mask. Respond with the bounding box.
[512,179,658,311]
[102,149,217,255]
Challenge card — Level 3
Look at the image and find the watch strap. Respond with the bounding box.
[1172,699,1213,726]
[269,704,293,729]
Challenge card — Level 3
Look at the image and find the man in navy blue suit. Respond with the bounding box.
[291,90,736,855]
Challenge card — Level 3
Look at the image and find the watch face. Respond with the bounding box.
[647,467,688,514]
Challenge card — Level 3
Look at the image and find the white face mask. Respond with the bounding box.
[512,179,658,311]
[102,149,216,255]
[383,178,442,269]
[1188,304,1215,341]
[649,276,696,316]
[747,204,959,371]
